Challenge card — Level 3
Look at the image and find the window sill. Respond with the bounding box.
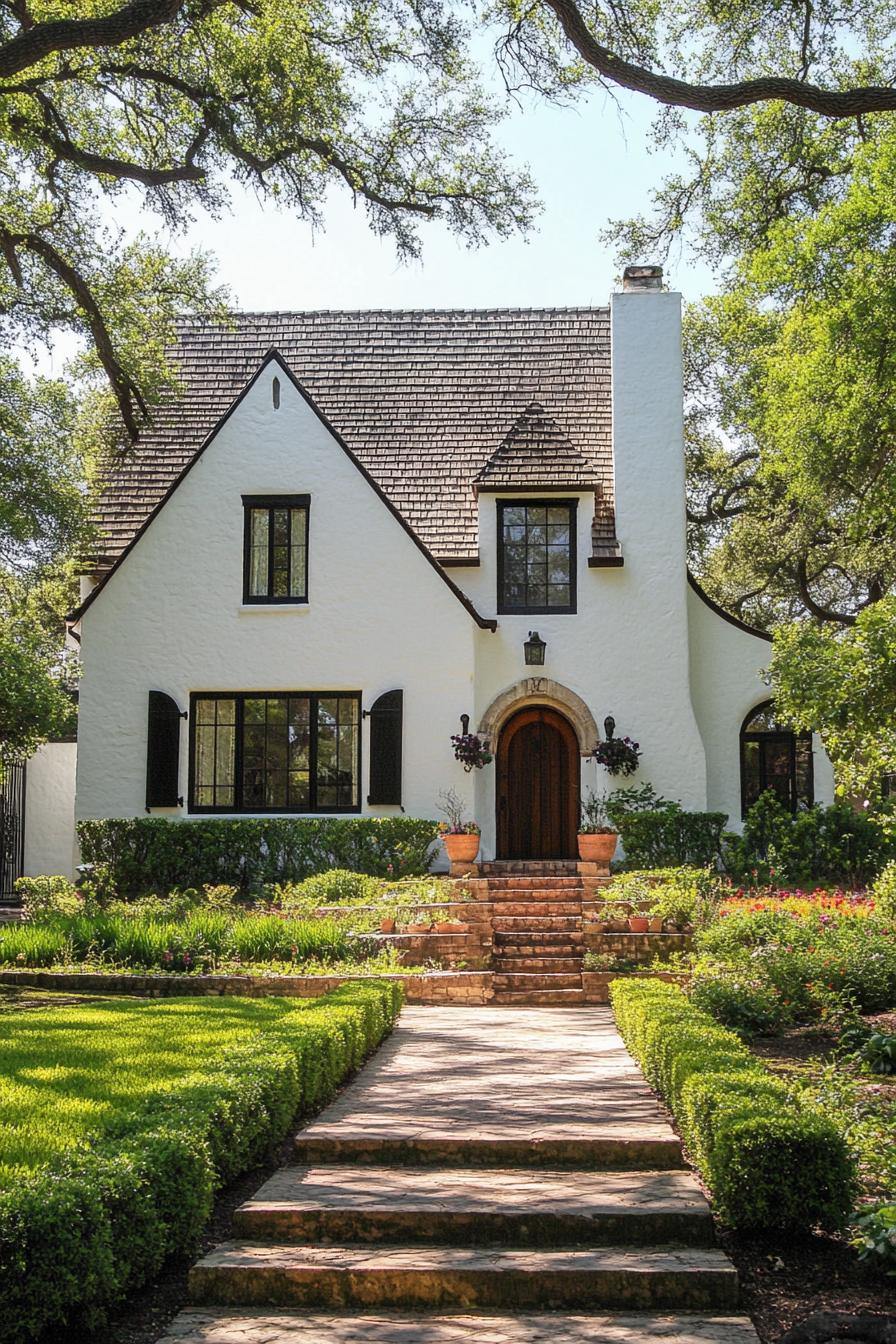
[237,603,310,614]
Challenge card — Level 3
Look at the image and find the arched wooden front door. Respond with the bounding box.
[496,706,580,860]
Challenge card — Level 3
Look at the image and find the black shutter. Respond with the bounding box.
[146,691,182,808]
[367,690,403,805]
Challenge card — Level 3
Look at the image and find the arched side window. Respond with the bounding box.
[740,700,814,818]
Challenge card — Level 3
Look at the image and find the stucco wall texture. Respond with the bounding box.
[36,286,832,878]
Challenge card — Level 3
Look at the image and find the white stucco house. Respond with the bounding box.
[14,265,834,883]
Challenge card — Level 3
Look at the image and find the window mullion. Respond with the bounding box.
[310,694,318,812]
[235,697,244,811]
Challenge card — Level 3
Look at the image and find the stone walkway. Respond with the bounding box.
[160,1007,760,1344]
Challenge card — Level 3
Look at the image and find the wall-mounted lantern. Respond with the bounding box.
[524,631,546,666]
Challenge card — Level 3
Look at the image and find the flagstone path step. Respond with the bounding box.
[189,1244,739,1312]
[233,1167,714,1247]
[494,988,588,1006]
[291,1007,685,1170]
[495,930,585,946]
[160,1309,761,1344]
[169,1007,758,1344]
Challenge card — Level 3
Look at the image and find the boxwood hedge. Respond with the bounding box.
[609,977,856,1231]
[0,981,401,1342]
[77,816,441,894]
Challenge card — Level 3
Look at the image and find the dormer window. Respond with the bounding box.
[498,499,577,614]
[243,495,309,603]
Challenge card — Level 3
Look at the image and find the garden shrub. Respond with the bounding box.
[690,971,791,1039]
[0,982,401,1342]
[609,978,856,1231]
[607,802,727,869]
[725,790,893,887]
[871,859,896,921]
[14,874,82,919]
[77,816,441,895]
[276,868,383,911]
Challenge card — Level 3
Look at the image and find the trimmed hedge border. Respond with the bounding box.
[609,977,856,1232]
[77,816,441,894]
[0,981,402,1343]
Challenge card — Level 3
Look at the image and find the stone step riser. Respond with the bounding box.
[494,935,585,946]
[493,917,581,932]
[493,991,589,1006]
[189,1261,738,1313]
[231,1207,716,1249]
[492,902,583,916]
[493,975,583,991]
[293,1136,687,1171]
[495,948,583,962]
[493,958,583,973]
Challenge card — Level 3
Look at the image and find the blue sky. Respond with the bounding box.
[113,74,714,315]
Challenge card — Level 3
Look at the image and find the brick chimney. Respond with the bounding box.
[622,264,663,292]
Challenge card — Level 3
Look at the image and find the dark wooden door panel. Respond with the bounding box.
[496,706,579,860]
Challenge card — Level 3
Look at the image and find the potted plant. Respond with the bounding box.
[577,790,619,863]
[406,909,433,934]
[628,913,649,934]
[437,788,481,865]
[451,731,493,772]
[603,902,630,933]
[648,914,664,933]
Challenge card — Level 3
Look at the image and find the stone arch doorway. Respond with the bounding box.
[496,705,580,861]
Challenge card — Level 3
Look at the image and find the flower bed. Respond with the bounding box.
[0,982,401,1343]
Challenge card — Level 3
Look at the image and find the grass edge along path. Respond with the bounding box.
[609,978,856,1232]
[0,981,402,1344]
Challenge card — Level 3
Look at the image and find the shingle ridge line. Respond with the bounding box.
[173,305,611,324]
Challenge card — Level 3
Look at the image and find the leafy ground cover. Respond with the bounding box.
[0,982,401,1343]
[6,872,453,975]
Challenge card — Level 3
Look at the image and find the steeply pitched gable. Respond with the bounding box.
[90,308,614,567]
[475,401,596,492]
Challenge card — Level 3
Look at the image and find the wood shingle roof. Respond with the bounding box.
[91,307,615,567]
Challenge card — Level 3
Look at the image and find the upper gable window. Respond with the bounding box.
[498,500,577,614]
[243,495,309,604]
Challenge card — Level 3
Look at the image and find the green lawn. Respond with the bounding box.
[0,993,364,1178]
[0,983,401,1342]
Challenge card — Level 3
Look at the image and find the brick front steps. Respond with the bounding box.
[173,1006,758,1344]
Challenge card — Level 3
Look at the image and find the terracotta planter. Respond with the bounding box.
[443,832,480,864]
[577,831,618,863]
[648,916,664,933]
[608,918,628,933]
[628,916,649,934]
[406,922,431,934]
[435,920,466,934]
[590,919,608,933]
[379,917,396,934]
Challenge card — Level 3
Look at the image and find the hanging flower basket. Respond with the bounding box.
[591,735,641,777]
[451,732,493,772]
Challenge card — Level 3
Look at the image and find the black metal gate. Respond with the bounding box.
[0,760,25,902]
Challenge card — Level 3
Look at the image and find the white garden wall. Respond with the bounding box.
[23,742,78,878]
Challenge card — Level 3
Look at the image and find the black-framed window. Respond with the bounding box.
[190,692,361,813]
[497,500,577,614]
[242,496,309,603]
[740,701,814,818]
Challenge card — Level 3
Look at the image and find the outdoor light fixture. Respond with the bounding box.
[604,714,616,740]
[524,631,546,666]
